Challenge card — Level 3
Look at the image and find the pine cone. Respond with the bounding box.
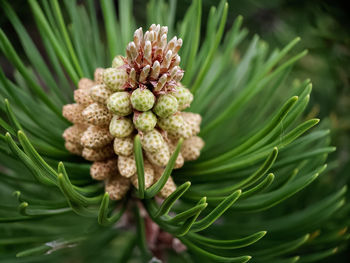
[61,25,205,200]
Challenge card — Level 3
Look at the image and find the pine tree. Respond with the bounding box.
[0,0,348,262]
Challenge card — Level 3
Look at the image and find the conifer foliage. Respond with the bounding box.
[0,0,348,262]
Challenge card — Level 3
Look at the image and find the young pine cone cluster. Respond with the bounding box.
[62,24,204,200]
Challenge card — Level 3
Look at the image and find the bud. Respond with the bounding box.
[94,68,105,84]
[90,158,118,180]
[113,137,134,156]
[181,112,201,135]
[109,116,134,138]
[107,92,132,116]
[90,84,113,104]
[168,120,193,139]
[144,143,170,167]
[63,124,87,144]
[170,85,193,110]
[139,65,151,83]
[157,114,184,133]
[167,141,184,169]
[65,141,83,155]
[141,129,164,152]
[105,174,130,200]
[112,55,125,68]
[151,60,160,79]
[153,167,176,198]
[181,136,204,161]
[118,155,136,178]
[82,145,114,161]
[74,88,94,105]
[153,94,178,118]
[130,88,155,111]
[62,103,86,124]
[78,78,95,89]
[103,67,128,91]
[133,111,157,132]
[160,177,176,198]
[131,160,154,189]
[82,103,112,126]
[80,125,113,149]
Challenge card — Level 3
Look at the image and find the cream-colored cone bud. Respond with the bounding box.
[133,111,157,132]
[109,116,134,138]
[153,94,178,118]
[107,92,132,116]
[181,136,204,161]
[82,103,112,126]
[74,88,94,106]
[65,141,83,155]
[181,112,201,135]
[90,84,113,104]
[145,143,170,167]
[103,67,128,91]
[113,137,134,156]
[78,78,95,90]
[167,140,184,169]
[94,68,105,84]
[141,129,165,152]
[118,155,137,178]
[170,85,193,110]
[82,145,114,161]
[153,166,176,198]
[63,124,87,144]
[105,174,130,200]
[131,161,154,189]
[62,103,86,124]
[112,55,125,68]
[80,125,114,149]
[169,120,193,139]
[159,177,176,198]
[90,158,118,180]
[181,112,202,125]
[157,113,184,133]
[130,88,155,112]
